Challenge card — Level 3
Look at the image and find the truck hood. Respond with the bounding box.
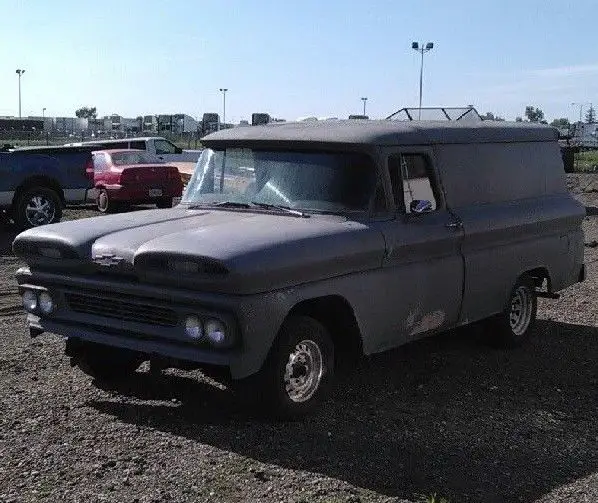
[13,207,385,294]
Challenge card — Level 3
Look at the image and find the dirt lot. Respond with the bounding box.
[0,178,597,503]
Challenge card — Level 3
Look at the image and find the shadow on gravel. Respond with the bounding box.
[90,320,598,503]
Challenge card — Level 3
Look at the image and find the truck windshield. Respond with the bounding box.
[181,148,376,214]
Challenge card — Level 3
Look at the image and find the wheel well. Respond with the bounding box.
[13,176,64,207]
[524,267,552,291]
[288,295,363,366]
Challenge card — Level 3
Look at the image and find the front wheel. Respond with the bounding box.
[233,316,334,420]
[488,275,537,348]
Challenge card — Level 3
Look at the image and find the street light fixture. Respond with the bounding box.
[219,88,228,130]
[361,97,368,116]
[15,69,25,118]
[411,42,434,120]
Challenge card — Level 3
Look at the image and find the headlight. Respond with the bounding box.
[22,291,37,312]
[39,292,54,314]
[205,319,229,347]
[184,315,203,339]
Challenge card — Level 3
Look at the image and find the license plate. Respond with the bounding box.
[149,189,163,197]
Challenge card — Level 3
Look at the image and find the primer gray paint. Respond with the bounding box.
[13,121,586,378]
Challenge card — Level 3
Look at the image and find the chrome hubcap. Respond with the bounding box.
[509,286,532,336]
[25,195,55,226]
[284,339,323,403]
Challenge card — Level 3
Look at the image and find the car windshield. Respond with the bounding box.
[110,151,161,165]
[181,148,376,214]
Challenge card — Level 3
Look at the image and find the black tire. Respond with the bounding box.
[156,197,173,209]
[13,186,62,230]
[233,315,335,420]
[66,339,142,382]
[97,188,121,213]
[488,275,537,348]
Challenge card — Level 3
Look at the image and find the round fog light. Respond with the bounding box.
[205,319,228,346]
[22,290,37,312]
[39,292,54,314]
[185,315,203,339]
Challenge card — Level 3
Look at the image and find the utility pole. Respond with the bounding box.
[361,97,368,116]
[15,69,25,118]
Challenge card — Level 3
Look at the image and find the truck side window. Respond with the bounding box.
[154,140,177,155]
[130,141,146,150]
[388,153,438,214]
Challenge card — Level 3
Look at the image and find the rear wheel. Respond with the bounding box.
[66,339,142,382]
[156,197,173,209]
[13,186,62,230]
[97,188,120,213]
[233,316,334,420]
[488,275,537,347]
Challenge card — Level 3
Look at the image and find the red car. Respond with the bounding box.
[91,149,183,213]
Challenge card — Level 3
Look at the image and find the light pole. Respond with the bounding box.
[411,42,434,120]
[361,97,368,116]
[15,69,25,118]
[571,102,592,123]
[42,107,46,119]
[219,88,228,130]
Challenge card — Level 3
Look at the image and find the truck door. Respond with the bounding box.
[373,149,464,347]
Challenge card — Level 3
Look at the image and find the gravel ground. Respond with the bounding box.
[0,178,597,503]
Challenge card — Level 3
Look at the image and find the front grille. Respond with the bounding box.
[65,293,178,327]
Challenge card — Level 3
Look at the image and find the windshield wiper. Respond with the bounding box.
[250,201,310,218]
[187,200,309,217]
[188,201,251,210]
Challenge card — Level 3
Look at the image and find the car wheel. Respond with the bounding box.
[14,186,62,230]
[233,316,334,420]
[66,339,142,382]
[97,188,120,213]
[489,275,537,348]
[156,197,173,209]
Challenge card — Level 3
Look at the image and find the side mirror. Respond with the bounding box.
[410,199,433,214]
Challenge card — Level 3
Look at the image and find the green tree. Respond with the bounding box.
[515,116,523,122]
[550,118,570,129]
[481,112,505,121]
[586,106,596,124]
[75,107,97,119]
[524,106,544,123]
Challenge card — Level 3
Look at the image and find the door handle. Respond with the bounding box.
[446,221,462,229]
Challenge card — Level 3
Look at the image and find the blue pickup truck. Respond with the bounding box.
[0,145,94,230]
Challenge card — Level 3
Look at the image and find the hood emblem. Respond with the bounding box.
[93,254,124,267]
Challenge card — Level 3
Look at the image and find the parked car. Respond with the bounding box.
[0,145,93,230]
[12,120,585,419]
[90,149,183,212]
[65,136,202,184]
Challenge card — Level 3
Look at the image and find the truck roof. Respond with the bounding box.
[65,137,167,146]
[202,120,558,147]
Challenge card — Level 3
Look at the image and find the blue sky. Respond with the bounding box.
[1,0,596,123]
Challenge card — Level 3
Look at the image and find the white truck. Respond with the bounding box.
[65,136,203,182]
